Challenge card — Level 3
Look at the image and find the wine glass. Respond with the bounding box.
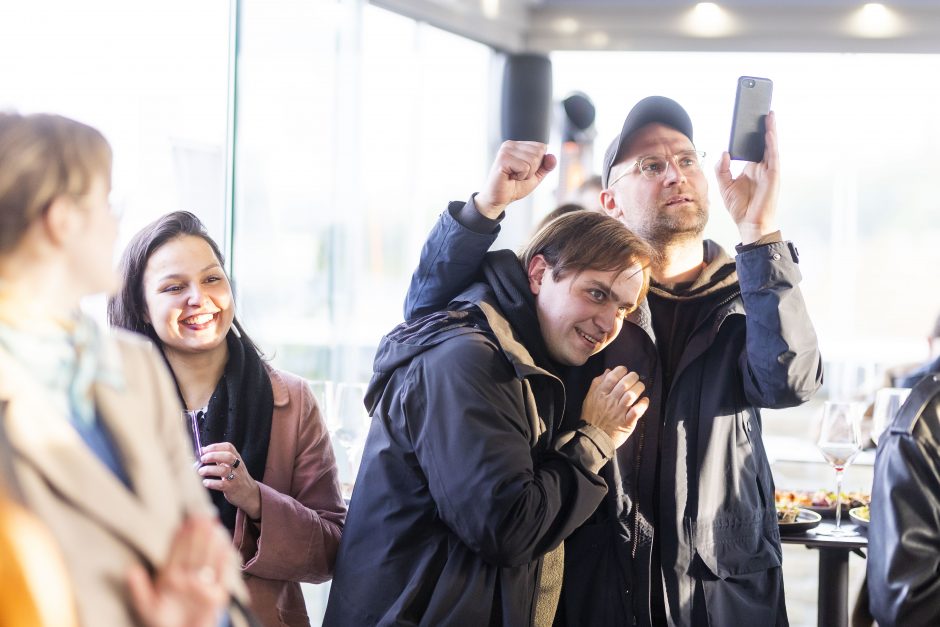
[308,380,334,426]
[331,383,371,499]
[815,401,863,535]
[871,387,911,446]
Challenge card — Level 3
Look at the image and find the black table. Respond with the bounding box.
[780,520,867,627]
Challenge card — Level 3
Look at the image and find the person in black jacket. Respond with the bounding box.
[324,141,656,627]
[402,97,823,626]
[868,373,940,627]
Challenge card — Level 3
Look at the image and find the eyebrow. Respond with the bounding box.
[156,263,222,283]
[584,278,637,309]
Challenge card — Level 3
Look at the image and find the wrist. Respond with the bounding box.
[472,193,504,220]
[244,485,262,521]
[737,222,778,245]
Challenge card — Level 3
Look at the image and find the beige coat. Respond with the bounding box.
[0,329,249,626]
[233,367,345,627]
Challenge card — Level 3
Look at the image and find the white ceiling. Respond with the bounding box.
[372,0,940,53]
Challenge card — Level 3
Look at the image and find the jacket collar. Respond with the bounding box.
[0,346,173,568]
[455,282,558,383]
[267,364,289,407]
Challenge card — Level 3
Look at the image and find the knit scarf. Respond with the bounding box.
[198,332,273,534]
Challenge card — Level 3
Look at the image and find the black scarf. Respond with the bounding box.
[198,332,274,534]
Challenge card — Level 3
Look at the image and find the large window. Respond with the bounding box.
[0,0,232,259]
[232,2,491,393]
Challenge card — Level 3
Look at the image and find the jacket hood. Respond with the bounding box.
[366,250,558,413]
[650,239,738,302]
[366,309,483,413]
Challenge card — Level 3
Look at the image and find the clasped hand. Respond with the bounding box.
[581,366,649,449]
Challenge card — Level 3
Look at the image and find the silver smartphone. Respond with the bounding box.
[729,76,773,162]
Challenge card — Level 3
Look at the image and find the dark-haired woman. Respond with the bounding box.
[110,211,345,627]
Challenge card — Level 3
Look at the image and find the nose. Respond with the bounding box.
[185,284,206,307]
[662,157,686,186]
[593,304,619,336]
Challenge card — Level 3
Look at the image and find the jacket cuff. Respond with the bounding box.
[735,240,802,293]
[450,194,504,234]
[735,230,782,254]
[553,423,615,475]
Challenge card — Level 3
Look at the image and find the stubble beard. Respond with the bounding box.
[629,197,709,250]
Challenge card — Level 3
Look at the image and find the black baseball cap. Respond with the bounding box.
[601,96,694,188]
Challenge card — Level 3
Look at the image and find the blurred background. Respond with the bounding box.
[3,1,938,624]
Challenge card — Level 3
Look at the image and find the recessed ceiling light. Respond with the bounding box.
[481,0,499,20]
[847,3,904,38]
[553,17,580,35]
[682,2,737,38]
[585,31,610,48]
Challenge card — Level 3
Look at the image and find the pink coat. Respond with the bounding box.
[233,366,346,626]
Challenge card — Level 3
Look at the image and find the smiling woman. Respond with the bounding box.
[109,211,346,627]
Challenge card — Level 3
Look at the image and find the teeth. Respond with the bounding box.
[183,313,214,325]
[578,330,600,344]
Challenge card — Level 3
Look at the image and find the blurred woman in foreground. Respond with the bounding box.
[110,211,345,627]
[0,112,248,626]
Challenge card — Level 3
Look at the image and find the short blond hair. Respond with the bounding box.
[0,112,111,254]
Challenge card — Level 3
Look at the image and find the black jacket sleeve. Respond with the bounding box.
[869,411,940,627]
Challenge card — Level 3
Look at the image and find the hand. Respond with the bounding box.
[580,366,649,449]
[715,110,781,244]
[127,516,231,627]
[199,443,262,520]
[474,141,557,219]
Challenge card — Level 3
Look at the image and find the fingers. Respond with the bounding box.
[612,375,646,410]
[496,141,549,181]
[127,563,157,618]
[592,365,630,396]
[535,153,558,180]
[762,111,779,171]
[714,151,732,189]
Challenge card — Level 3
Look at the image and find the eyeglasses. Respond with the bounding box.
[608,150,706,186]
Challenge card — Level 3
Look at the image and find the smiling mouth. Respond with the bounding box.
[181,313,217,326]
[576,328,602,347]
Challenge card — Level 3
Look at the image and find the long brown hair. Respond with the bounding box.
[108,211,263,357]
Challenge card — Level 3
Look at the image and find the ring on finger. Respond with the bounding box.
[232,458,240,469]
[226,472,236,481]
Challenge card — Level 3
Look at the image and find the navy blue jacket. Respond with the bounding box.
[325,255,617,626]
[403,202,823,627]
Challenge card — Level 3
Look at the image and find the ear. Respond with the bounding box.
[42,195,78,247]
[527,254,549,296]
[599,188,622,220]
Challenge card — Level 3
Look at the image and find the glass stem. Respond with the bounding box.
[834,467,845,529]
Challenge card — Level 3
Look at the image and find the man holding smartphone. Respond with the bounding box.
[403,95,822,626]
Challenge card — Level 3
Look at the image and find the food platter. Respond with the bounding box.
[775,489,870,519]
[849,506,870,528]
[777,508,822,534]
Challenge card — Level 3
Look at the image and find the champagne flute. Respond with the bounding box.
[816,401,863,535]
[871,387,911,446]
[332,382,370,499]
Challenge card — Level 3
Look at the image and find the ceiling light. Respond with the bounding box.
[682,3,738,38]
[481,0,499,20]
[585,32,610,48]
[846,3,904,38]
[553,17,580,35]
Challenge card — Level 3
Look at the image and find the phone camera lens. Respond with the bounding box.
[745,79,756,88]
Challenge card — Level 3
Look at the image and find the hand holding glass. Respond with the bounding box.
[816,401,863,535]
